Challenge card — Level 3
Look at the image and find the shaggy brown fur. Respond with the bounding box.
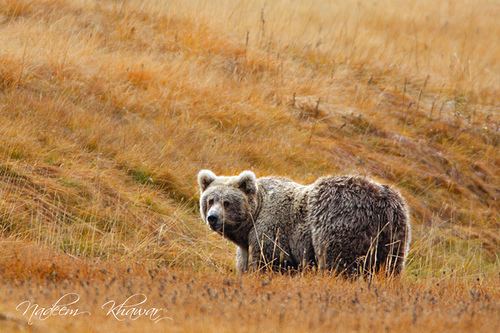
[198,170,411,276]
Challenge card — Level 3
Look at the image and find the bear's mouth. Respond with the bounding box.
[207,220,223,233]
[213,224,232,237]
[206,217,234,235]
[210,225,221,232]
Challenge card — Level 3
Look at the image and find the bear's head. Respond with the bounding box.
[197,169,258,245]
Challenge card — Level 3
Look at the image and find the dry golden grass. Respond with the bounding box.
[0,0,499,331]
[0,242,499,333]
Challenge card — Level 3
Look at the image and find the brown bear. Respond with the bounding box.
[198,170,411,276]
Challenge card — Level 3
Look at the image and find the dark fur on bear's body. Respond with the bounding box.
[198,170,411,276]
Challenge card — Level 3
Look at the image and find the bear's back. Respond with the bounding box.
[308,175,399,228]
[307,175,410,274]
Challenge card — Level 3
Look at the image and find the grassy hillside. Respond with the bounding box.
[0,0,498,331]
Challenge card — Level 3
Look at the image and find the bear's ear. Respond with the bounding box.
[237,170,257,195]
[198,169,217,192]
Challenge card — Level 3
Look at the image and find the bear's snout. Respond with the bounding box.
[207,213,220,230]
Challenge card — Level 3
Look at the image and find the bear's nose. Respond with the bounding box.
[207,214,219,227]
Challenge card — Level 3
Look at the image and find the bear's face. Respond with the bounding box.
[197,170,258,245]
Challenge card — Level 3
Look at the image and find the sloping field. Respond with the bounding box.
[0,0,498,331]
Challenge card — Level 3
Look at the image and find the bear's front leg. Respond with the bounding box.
[247,243,266,272]
[236,246,248,273]
[247,231,271,272]
[247,230,293,272]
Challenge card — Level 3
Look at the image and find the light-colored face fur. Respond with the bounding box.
[197,170,258,245]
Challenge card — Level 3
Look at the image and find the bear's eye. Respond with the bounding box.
[223,201,230,208]
[208,198,214,206]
